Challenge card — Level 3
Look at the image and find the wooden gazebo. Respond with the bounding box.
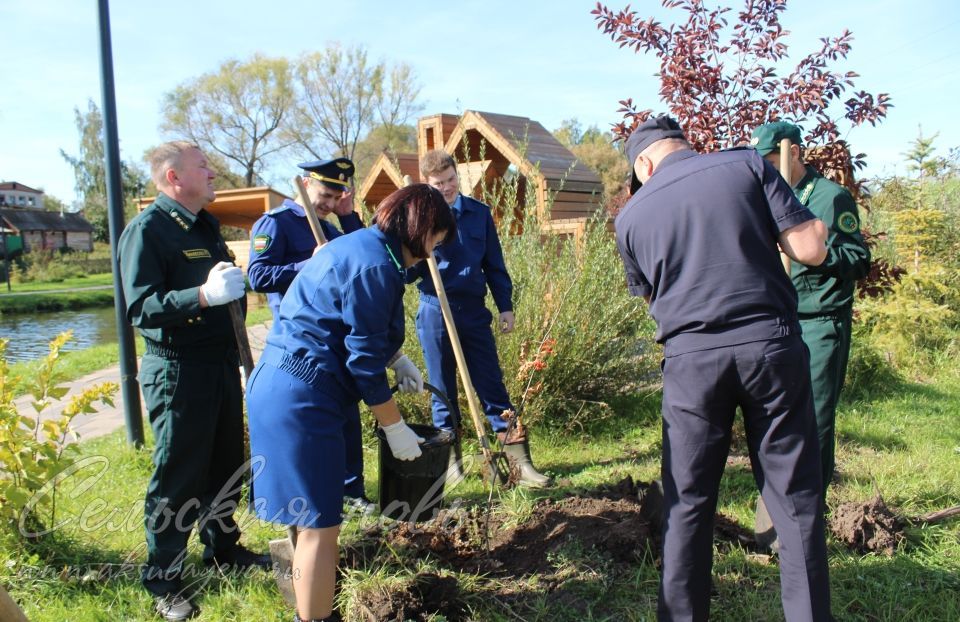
[359,111,604,234]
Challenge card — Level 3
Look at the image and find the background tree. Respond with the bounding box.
[41,194,67,213]
[592,0,891,196]
[285,44,424,176]
[161,54,295,188]
[351,123,419,183]
[903,127,949,181]
[60,100,146,243]
[554,118,629,202]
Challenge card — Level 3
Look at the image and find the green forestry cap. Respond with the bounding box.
[750,121,802,156]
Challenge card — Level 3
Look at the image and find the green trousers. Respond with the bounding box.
[139,353,244,596]
[799,306,852,499]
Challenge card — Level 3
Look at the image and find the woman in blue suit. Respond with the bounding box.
[246,184,455,622]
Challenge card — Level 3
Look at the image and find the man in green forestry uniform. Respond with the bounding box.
[119,141,269,621]
[751,122,872,500]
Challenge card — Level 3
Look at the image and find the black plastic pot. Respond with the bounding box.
[376,383,456,522]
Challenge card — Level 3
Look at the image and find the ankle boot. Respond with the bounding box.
[499,436,553,488]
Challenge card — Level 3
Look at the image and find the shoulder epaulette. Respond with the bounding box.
[266,203,293,216]
[167,208,191,231]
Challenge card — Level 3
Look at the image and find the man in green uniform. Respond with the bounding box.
[119,141,269,621]
[751,122,872,500]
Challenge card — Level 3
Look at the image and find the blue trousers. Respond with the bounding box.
[416,296,512,433]
[658,335,831,622]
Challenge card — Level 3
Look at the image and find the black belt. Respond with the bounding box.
[145,341,237,363]
[798,308,851,321]
[419,293,485,312]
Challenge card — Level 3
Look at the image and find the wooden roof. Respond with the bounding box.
[357,111,603,222]
[0,208,92,233]
[136,186,290,231]
[357,153,420,210]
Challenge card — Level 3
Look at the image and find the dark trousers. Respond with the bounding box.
[658,336,831,622]
[139,354,244,596]
[416,298,512,433]
[800,308,852,498]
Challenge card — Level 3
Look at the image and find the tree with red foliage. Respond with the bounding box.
[592,0,891,199]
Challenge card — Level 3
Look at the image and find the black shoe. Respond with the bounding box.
[754,496,781,554]
[155,593,196,621]
[203,543,271,571]
[343,494,377,516]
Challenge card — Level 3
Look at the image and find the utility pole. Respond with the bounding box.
[97,0,143,446]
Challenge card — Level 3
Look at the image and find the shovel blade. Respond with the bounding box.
[269,537,297,607]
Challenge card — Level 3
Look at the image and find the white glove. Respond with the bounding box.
[201,261,245,307]
[389,354,424,393]
[381,419,424,461]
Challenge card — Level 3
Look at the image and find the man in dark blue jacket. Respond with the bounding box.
[615,116,832,621]
[409,149,551,487]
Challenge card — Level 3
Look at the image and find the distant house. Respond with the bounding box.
[0,182,44,209]
[0,208,94,252]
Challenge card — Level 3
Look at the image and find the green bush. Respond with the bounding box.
[390,152,657,433]
[13,250,84,283]
[0,332,117,542]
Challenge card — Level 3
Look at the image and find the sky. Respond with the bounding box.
[1,1,958,206]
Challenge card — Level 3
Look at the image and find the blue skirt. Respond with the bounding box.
[247,360,358,528]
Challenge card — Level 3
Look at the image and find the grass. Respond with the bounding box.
[2,359,958,621]
[0,273,116,294]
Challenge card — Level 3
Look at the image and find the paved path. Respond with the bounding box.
[21,321,272,444]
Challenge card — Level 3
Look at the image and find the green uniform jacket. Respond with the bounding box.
[118,192,238,350]
[790,166,871,315]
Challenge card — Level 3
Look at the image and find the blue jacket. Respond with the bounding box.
[615,148,816,356]
[247,199,363,319]
[410,194,513,311]
[266,226,407,406]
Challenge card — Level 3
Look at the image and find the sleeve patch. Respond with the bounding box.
[837,211,859,234]
[253,234,272,253]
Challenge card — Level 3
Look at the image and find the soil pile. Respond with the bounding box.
[344,477,760,620]
[354,572,468,622]
[829,494,905,555]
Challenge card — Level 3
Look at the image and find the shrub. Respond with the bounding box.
[390,145,657,433]
[0,332,117,542]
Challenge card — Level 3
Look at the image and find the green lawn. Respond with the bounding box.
[2,360,958,621]
[0,273,116,294]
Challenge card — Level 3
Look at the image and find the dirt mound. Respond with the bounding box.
[381,476,655,577]
[829,495,905,555]
[354,572,468,622]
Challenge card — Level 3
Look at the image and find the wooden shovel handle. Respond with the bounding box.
[779,137,793,274]
[293,176,328,247]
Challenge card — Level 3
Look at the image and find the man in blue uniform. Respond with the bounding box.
[119,141,270,621]
[615,116,832,621]
[751,122,871,500]
[409,149,551,487]
[248,158,363,321]
[247,159,422,515]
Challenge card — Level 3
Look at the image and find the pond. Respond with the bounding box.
[0,294,266,363]
[0,305,119,363]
